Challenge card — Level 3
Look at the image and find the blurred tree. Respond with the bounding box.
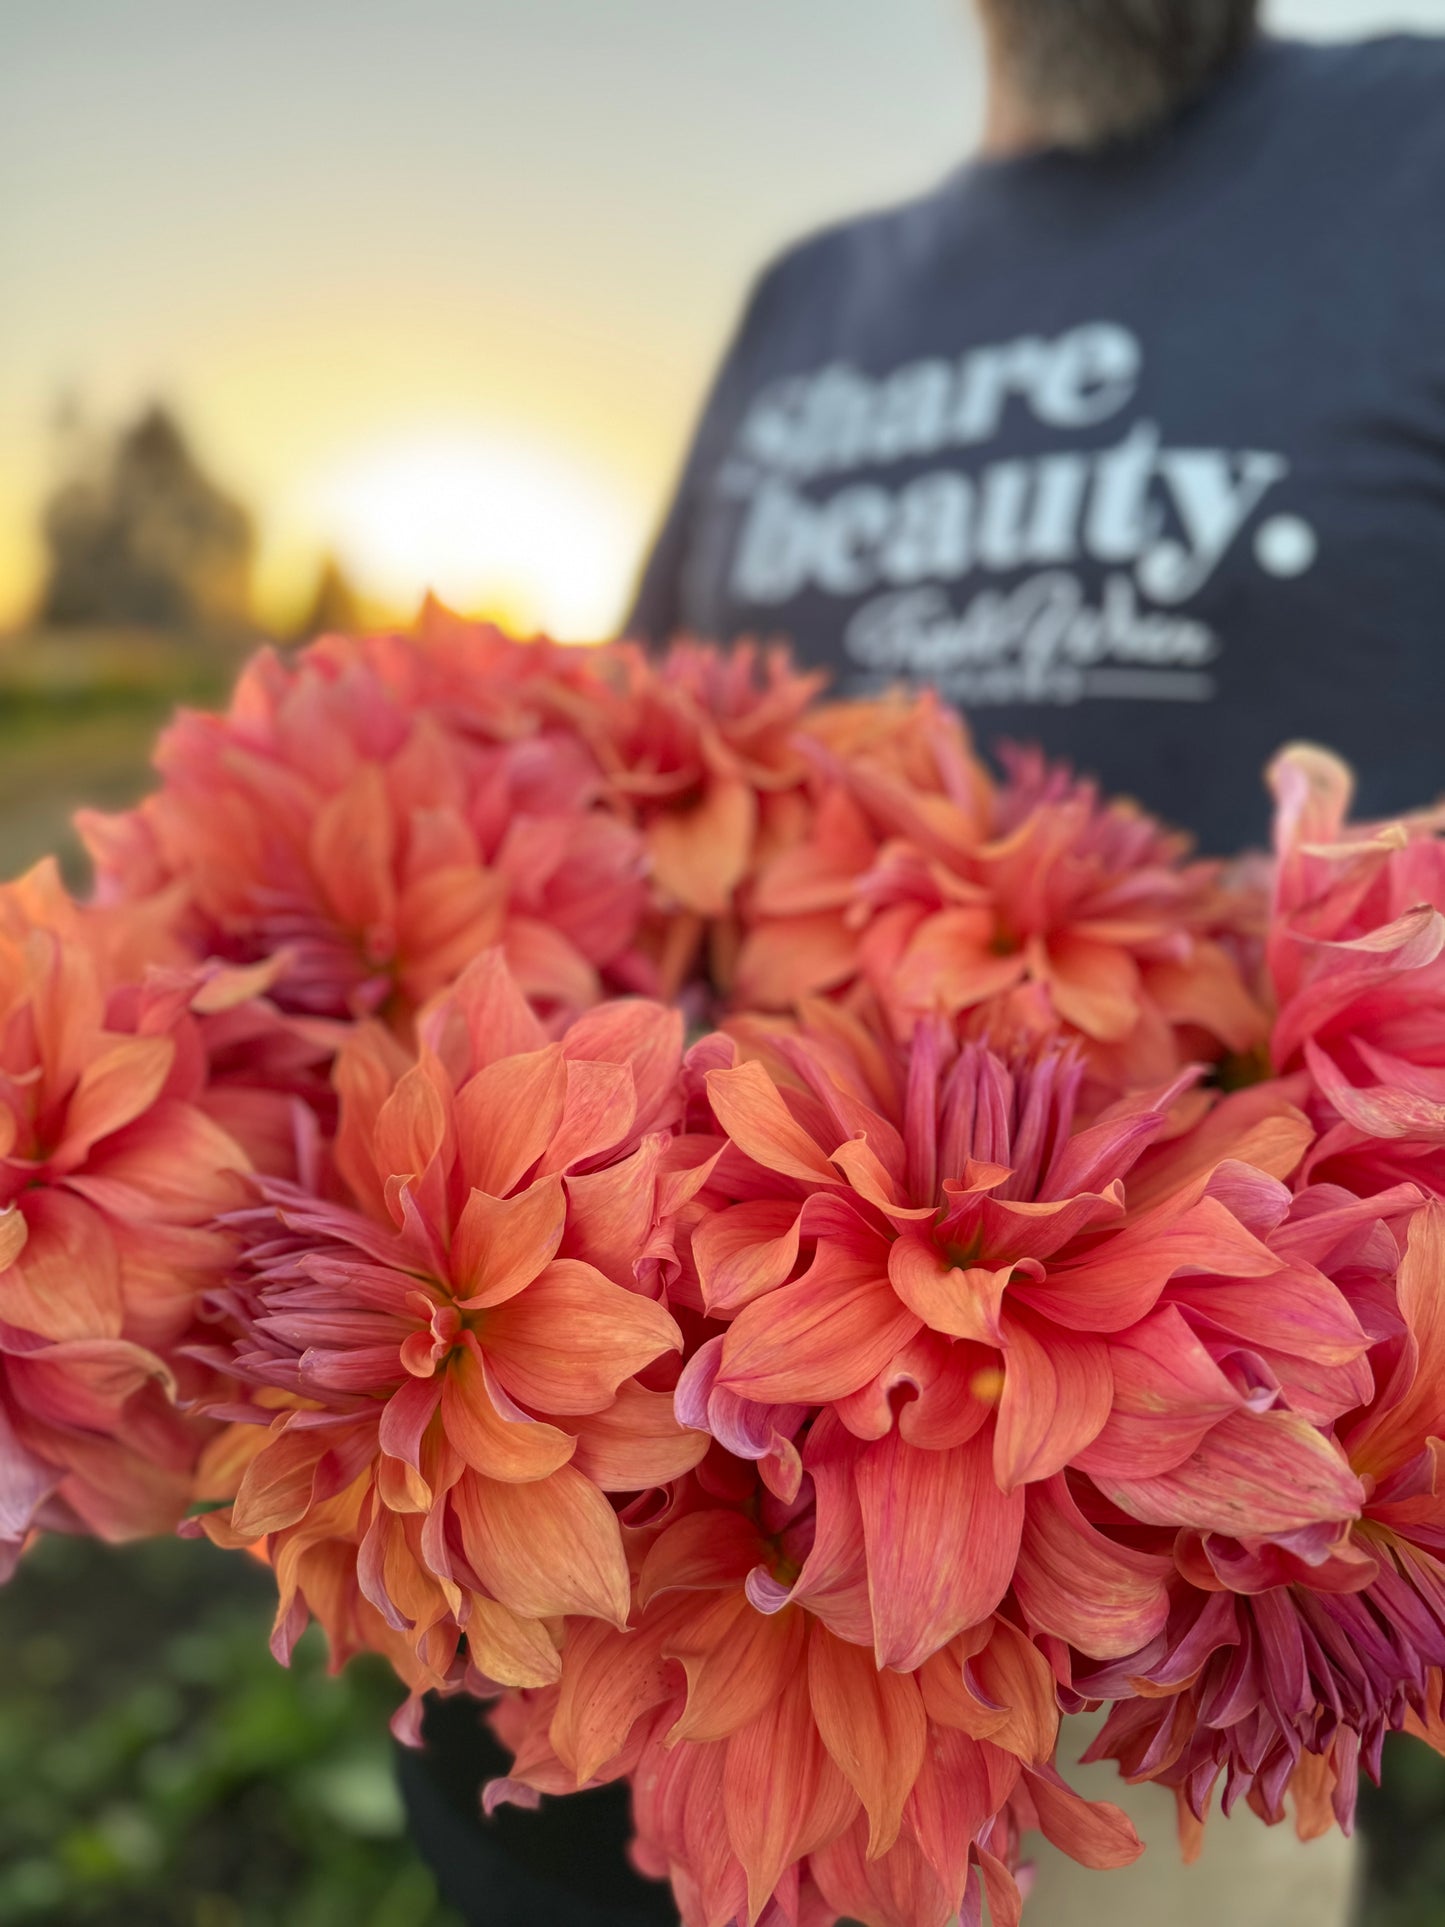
[39,405,255,636]
[294,554,364,641]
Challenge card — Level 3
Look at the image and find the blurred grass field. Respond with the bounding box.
[0,1535,462,1927]
[0,623,1443,1927]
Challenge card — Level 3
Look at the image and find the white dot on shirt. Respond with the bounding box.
[1255,515,1319,578]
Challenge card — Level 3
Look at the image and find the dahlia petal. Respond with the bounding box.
[231,1424,328,1537]
[1040,933,1141,1042]
[0,1208,26,1272]
[1127,1085,1313,1198]
[568,1380,710,1492]
[977,1848,1024,1927]
[1097,1407,1366,1536]
[970,1183,1126,1265]
[1146,937,1268,1054]
[890,908,1027,1016]
[888,1233,1012,1346]
[994,1311,1112,1490]
[1012,1475,1172,1660]
[1305,1038,1445,1139]
[1021,1763,1142,1868]
[58,1035,176,1166]
[807,1625,927,1857]
[394,869,506,1003]
[856,1425,1024,1671]
[451,1176,566,1307]
[0,1401,58,1570]
[1273,905,1445,1070]
[747,1419,872,1646]
[500,917,599,1013]
[1351,1199,1445,1478]
[648,773,757,918]
[919,1626,1058,1764]
[74,1100,251,1222]
[811,1816,959,1927]
[1165,1263,1368,1369]
[561,1136,666,1287]
[454,1464,630,1625]
[454,1044,568,1196]
[693,1201,803,1314]
[440,1342,576,1482]
[562,1000,683,1137]
[310,764,397,932]
[1269,741,1355,854]
[549,1620,673,1782]
[484,1259,680,1415]
[6,1337,174,1426]
[722,1664,824,1925]
[0,1192,123,1342]
[373,1060,450,1186]
[734,913,862,1007]
[912,1727,1020,1914]
[536,1058,637,1177]
[332,1024,416,1218]
[829,1137,933,1221]
[441,948,549,1071]
[1074,1306,1243,1480]
[719,1246,921,1406]
[835,1329,992,1452]
[637,1509,764,1607]
[969,1620,1061,1764]
[465,1594,563,1690]
[1017,1196,1283,1335]
[706,1060,841,1185]
[670,1592,807,1744]
[377,1373,442,1472]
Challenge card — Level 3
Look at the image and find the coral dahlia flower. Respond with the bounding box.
[487,1494,1140,1927]
[191,954,706,1722]
[80,629,647,1024]
[1084,1194,1445,1837]
[554,639,826,1005]
[739,727,1265,1099]
[0,864,251,1573]
[678,1009,1373,1671]
[1269,744,1445,1194]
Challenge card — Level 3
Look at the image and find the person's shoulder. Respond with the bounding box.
[739,179,960,338]
[1262,32,1445,212]
[1276,31,1445,135]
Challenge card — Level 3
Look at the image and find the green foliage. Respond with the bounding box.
[0,1534,461,1927]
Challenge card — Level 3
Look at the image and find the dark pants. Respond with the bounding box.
[396,1696,680,1927]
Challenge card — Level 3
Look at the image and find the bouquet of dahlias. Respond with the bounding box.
[6,604,1445,1927]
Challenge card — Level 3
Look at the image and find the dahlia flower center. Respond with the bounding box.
[399,1291,476,1378]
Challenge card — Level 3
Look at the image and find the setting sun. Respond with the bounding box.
[283,427,648,640]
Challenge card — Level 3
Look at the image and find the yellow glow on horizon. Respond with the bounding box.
[272,426,648,642]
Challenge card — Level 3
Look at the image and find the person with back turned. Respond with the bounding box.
[633,1,1445,856]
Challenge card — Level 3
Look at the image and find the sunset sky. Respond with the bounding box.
[4,0,1444,638]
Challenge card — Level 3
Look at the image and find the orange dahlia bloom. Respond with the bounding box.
[81,628,648,1024]
[487,1492,1140,1927]
[191,954,707,1724]
[1082,1193,1445,1838]
[677,1009,1372,1672]
[556,639,826,1005]
[739,721,1265,1098]
[0,864,251,1573]
[1269,744,1445,1193]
